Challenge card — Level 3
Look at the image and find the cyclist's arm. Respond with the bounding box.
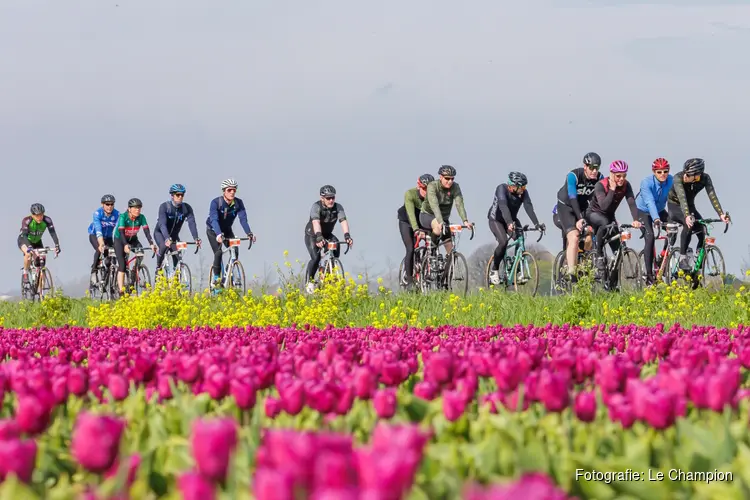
[341,219,351,237]
[494,185,514,226]
[594,182,616,212]
[625,183,639,221]
[404,190,420,231]
[157,203,169,237]
[19,218,31,249]
[566,172,583,220]
[453,184,468,222]
[44,216,60,246]
[140,216,155,245]
[92,209,104,239]
[185,203,199,240]
[116,216,129,245]
[672,175,691,217]
[236,199,253,234]
[640,177,660,221]
[426,182,444,224]
[703,173,725,216]
[208,198,222,235]
[521,191,540,226]
[310,203,323,236]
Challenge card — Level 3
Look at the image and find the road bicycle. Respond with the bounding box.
[637,221,681,286]
[156,240,201,293]
[210,237,253,295]
[90,245,118,301]
[312,238,351,290]
[551,225,594,295]
[399,229,430,292]
[666,214,729,290]
[21,247,56,301]
[416,223,474,296]
[485,225,544,296]
[112,246,155,298]
[592,222,642,292]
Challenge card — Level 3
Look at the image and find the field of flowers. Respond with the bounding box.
[2,269,750,498]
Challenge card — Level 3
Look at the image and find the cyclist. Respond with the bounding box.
[397,174,434,289]
[87,194,119,285]
[419,165,473,255]
[586,160,642,277]
[19,204,60,284]
[304,185,354,294]
[486,172,544,285]
[635,158,673,285]
[155,184,201,271]
[113,198,157,294]
[666,158,730,271]
[206,178,256,286]
[555,152,603,280]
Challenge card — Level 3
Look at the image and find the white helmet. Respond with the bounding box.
[221,178,238,191]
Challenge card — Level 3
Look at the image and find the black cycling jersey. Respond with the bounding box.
[487,184,540,226]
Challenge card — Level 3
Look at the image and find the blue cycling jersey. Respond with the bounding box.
[87,207,120,239]
[206,196,252,236]
[636,174,673,221]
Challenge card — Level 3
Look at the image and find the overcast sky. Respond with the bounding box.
[1,0,748,293]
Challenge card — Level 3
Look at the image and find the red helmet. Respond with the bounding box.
[652,158,670,171]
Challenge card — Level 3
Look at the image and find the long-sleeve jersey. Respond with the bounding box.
[587,179,639,220]
[397,188,424,231]
[87,207,119,239]
[20,216,60,246]
[156,201,199,240]
[420,181,467,225]
[305,201,347,236]
[114,213,154,245]
[487,183,540,226]
[556,167,603,220]
[667,171,724,217]
[206,196,252,236]
[635,174,673,221]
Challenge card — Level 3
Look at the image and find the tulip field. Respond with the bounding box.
[2,272,750,499]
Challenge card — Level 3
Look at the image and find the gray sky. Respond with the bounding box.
[1,0,749,293]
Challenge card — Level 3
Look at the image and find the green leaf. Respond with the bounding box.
[403,396,429,423]
[516,437,549,475]
[0,475,41,500]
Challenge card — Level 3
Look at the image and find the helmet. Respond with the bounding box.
[508,172,528,187]
[417,174,434,189]
[583,152,602,168]
[128,198,143,208]
[652,158,670,171]
[221,178,238,191]
[320,185,336,197]
[169,184,186,195]
[609,160,629,173]
[683,158,705,176]
[30,203,45,215]
[100,194,115,204]
[438,165,456,177]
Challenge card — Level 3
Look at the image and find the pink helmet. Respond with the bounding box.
[609,160,629,173]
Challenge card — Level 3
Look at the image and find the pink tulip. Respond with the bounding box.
[191,418,238,483]
[16,395,51,436]
[71,412,125,474]
[178,471,216,500]
[373,389,397,419]
[574,391,597,423]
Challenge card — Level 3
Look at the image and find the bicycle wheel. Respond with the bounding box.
[228,260,246,295]
[512,251,539,296]
[419,253,436,294]
[136,265,152,295]
[447,252,469,296]
[665,248,688,287]
[38,268,54,300]
[637,250,649,285]
[551,250,567,295]
[328,258,345,280]
[617,248,642,292]
[398,258,406,289]
[178,262,193,293]
[484,256,495,288]
[701,245,726,290]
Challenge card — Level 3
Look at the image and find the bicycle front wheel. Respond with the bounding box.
[701,245,726,290]
[447,252,469,296]
[178,262,193,293]
[551,250,567,295]
[229,260,246,295]
[617,248,642,292]
[38,268,54,300]
[328,258,345,280]
[512,251,539,296]
[136,265,152,295]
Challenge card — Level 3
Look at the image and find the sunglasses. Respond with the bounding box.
[442,176,455,181]
[324,196,335,201]
[654,169,669,175]
[225,188,236,193]
[587,165,601,170]
[173,193,185,198]
[103,203,114,207]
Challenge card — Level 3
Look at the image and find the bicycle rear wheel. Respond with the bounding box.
[701,245,726,290]
[551,250,567,295]
[228,260,246,295]
[617,248,642,292]
[447,252,469,296]
[178,262,193,293]
[512,251,539,296]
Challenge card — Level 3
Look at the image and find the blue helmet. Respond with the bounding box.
[169,184,186,195]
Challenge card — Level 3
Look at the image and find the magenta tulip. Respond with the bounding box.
[71,412,125,474]
[191,418,238,483]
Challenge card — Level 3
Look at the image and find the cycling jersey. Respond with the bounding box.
[87,207,119,239]
[114,213,154,244]
[556,167,603,220]
[587,178,638,220]
[421,181,467,225]
[156,201,199,239]
[305,201,347,236]
[397,188,424,231]
[635,174,673,221]
[20,216,59,246]
[667,171,724,217]
[206,196,252,236]
[487,183,540,226]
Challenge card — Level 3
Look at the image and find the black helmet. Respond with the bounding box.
[101,194,115,204]
[320,185,336,197]
[583,152,602,168]
[438,165,456,177]
[418,174,434,188]
[30,203,45,215]
[683,158,705,176]
[128,198,143,208]
[508,172,528,187]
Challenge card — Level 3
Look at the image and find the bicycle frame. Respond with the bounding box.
[690,215,729,273]
[504,226,543,284]
[158,241,200,277]
[25,247,57,298]
[217,237,253,288]
[650,222,681,282]
[597,222,638,289]
[317,239,351,280]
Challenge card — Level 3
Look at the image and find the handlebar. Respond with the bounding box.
[322,239,351,255]
[653,222,681,240]
[695,212,730,234]
[520,224,545,243]
[222,236,254,251]
[446,223,475,241]
[31,247,59,260]
[128,246,157,258]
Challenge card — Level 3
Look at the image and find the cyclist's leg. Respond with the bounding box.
[637,209,656,282]
[692,209,705,250]
[154,231,168,270]
[17,235,32,281]
[557,203,579,274]
[206,228,223,279]
[667,202,683,249]
[88,234,101,273]
[587,211,609,271]
[399,221,416,285]
[114,238,128,291]
[304,232,320,283]
[488,219,509,278]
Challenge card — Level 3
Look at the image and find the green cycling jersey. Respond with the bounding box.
[420,181,468,225]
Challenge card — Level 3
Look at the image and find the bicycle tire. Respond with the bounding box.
[447,252,469,296]
[419,252,434,294]
[665,248,687,287]
[21,270,31,301]
[228,260,246,295]
[38,268,53,300]
[701,245,726,290]
[512,251,539,296]
[617,248,642,292]
[178,262,193,293]
[551,250,566,295]
[484,256,494,289]
[137,265,152,295]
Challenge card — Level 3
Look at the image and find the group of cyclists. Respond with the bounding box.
[17,155,729,297]
[396,154,730,290]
